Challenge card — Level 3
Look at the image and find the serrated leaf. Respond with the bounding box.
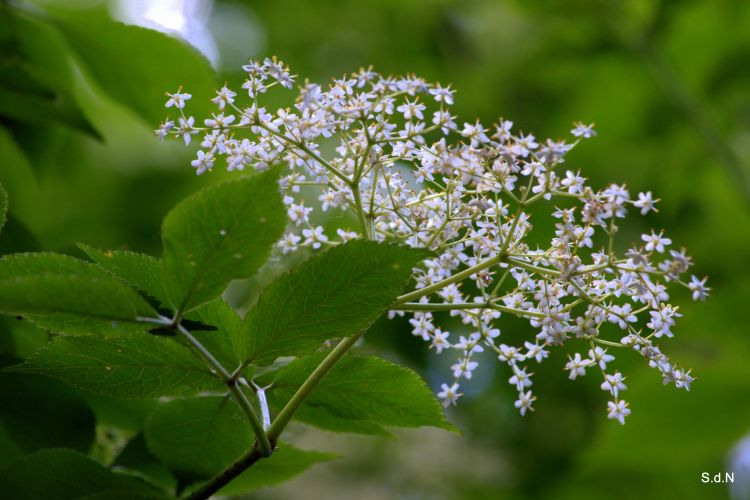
[162,170,286,313]
[188,299,242,368]
[7,335,220,398]
[0,252,156,334]
[260,354,455,435]
[238,241,431,365]
[0,252,110,280]
[50,8,217,126]
[78,244,168,306]
[145,396,249,479]
[0,448,164,499]
[0,275,155,323]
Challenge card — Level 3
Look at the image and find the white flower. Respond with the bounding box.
[431,329,451,354]
[278,233,301,254]
[524,342,549,363]
[154,120,174,141]
[336,228,359,242]
[176,116,197,145]
[160,59,708,424]
[607,399,631,425]
[396,100,426,120]
[642,231,672,253]
[288,203,313,225]
[429,84,454,105]
[165,89,191,109]
[204,113,236,129]
[565,353,593,380]
[451,358,479,380]
[589,346,615,370]
[571,121,596,138]
[302,226,328,249]
[601,372,627,397]
[438,383,462,407]
[514,390,536,416]
[688,275,710,301]
[212,86,237,110]
[634,191,658,215]
[509,365,533,391]
[673,368,695,391]
[190,150,214,175]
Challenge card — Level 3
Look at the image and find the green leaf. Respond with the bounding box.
[145,396,249,479]
[145,396,335,492]
[218,444,337,495]
[238,241,431,365]
[260,354,455,435]
[0,9,100,138]
[0,355,96,455]
[78,244,168,306]
[7,335,220,398]
[0,252,156,334]
[188,299,242,367]
[49,8,217,125]
[0,448,164,499]
[0,275,155,323]
[113,434,177,494]
[162,170,286,313]
[0,183,6,237]
[0,252,110,280]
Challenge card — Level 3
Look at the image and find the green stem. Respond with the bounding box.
[175,323,230,379]
[395,253,505,303]
[228,384,273,457]
[506,257,561,277]
[191,186,378,495]
[393,301,545,319]
[267,333,360,442]
[185,449,263,500]
[174,323,272,457]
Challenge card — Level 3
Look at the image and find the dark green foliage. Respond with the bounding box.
[8,336,221,398]
[261,353,456,435]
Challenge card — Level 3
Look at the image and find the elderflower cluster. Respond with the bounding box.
[157,57,710,425]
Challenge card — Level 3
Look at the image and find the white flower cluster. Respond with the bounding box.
[157,57,710,425]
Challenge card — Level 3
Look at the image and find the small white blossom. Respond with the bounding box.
[601,372,627,397]
[278,233,301,254]
[160,58,708,425]
[302,226,328,249]
[634,191,658,215]
[571,121,596,138]
[688,275,710,301]
[438,383,462,407]
[607,399,631,425]
[565,353,594,380]
[642,231,672,253]
[514,390,536,416]
[165,89,191,109]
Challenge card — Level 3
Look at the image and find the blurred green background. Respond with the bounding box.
[1,0,749,499]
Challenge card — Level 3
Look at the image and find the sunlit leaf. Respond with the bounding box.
[260,354,456,435]
[238,241,431,365]
[162,170,286,313]
[78,244,168,306]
